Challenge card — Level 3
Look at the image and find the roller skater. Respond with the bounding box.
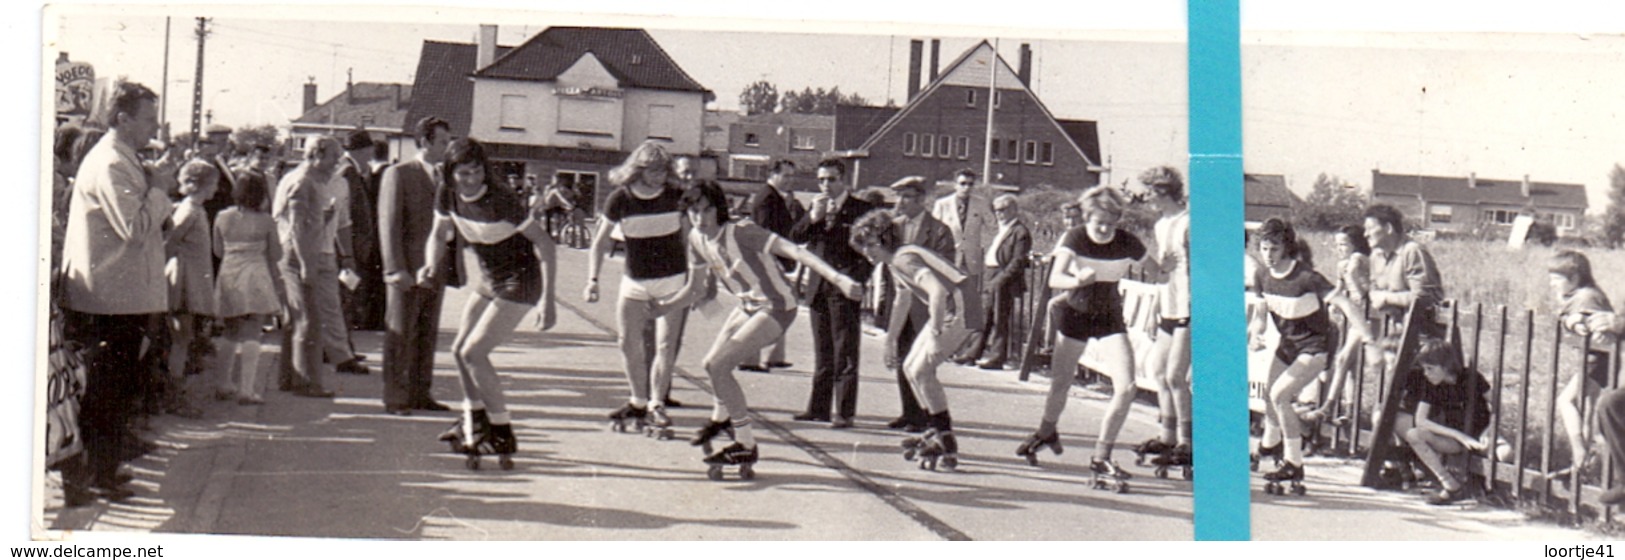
[652,180,861,479]
[1134,167,1196,479]
[691,418,735,454]
[1090,458,1132,493]
[608,402,648,433]
[1017,187,1146,481]
[1261,461,1306,496]
[418,139,559,474]
[1016,429,1064,466]
[849,204,980,476]
[703,441,759,481]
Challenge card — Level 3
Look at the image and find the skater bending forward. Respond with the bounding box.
[1249,217,1365,493]
[422,139,558,468]
[655,181,862,472]
[1015,186,1146,486]
[849,209,983,471]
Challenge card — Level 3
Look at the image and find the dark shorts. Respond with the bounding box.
[479,273,542,306]
[1158,316,1190,336]
[1584,350,1613,387]
[1057,309,1126,342]
[1275,333,1330,365]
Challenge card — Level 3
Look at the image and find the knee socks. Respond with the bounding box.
[238,341,263,398]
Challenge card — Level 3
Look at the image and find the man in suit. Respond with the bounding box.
[740,159,799,373]
[960,194,1032,369]
[931,168,997,364]
[378,117,456,415]
[883,176,955,431]
[339,129,386,334]
[195,124,239,222]
[789,158,875,428]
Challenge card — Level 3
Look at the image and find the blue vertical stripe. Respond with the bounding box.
[1189,0,1247,541]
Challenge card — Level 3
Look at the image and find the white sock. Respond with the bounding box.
[733,418,756,448]
[1283,436,1303,466]
[1262,422,1283,448]
[238,341,262,398]
[215,339,240,393]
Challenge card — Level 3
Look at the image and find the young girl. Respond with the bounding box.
[1250,217,1365,495]
[849,208,981,471]
[652,181,860,478]
[212,171,285,405]
[165,161,220,412]
[1400,336,1491,505]
[584,141,687,435]
[423,139,558,470]
[1306,224,1373,427]
[1134,166,1193,474]
[1549,250,1616,485]
[1015,186,1147,491]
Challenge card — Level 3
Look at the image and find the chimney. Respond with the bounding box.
[1467,172,1476,189]
[477,25,498,70]
[394,84,403,110]
[1521,174,1531,198]
[929,39,941,81]
[907,39,923,101]
[303,78,317,114]
[345,68,354,104]
[1018,43,1033,87]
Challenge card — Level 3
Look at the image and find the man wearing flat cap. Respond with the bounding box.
[879,176,955,431]
[196,123,239,223]
[340,130,386,333]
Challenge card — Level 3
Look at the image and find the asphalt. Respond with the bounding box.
[37,246,1194,541]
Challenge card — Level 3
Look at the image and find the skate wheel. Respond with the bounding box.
[739,465,755,481]
[611,422,624,433]
[1115,482,1129,494]
[499,455,514,470]
[1092,479,1107,490]
[466,455,480,470]
[1025,454,1039,467]
[940,457,958,472]
[1155,467,1169,479]
[903,448,918,461]
[1135,456,1148,466]
[701,443,714,455]
[707,465,724,481]
[1291,485,1306,496]
[1182,468,1193,481]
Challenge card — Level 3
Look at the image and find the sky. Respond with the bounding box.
[45,3,1190,180]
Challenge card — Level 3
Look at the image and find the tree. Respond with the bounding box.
[781,86,869,115]
[231,124,281,156]
[738,80,779,116]
[1293,173,1367,231]
[1603,164,1625,248]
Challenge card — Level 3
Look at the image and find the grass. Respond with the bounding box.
[1291,231,1625,481]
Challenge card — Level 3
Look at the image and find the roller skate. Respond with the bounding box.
[608,403,648,433]
[1089,458,1132,493]
[439,409,489,452]
[1261,461,1306,496]
[1250,441,1282,472]
[473,423,517,471]
[1014,430,1063,466]
[1133,437,1173,466]
[1152,442,1193,481]
[690,419,736,454]
[644,404,675,440]
[702,442,758,481]
[903,430,959,472]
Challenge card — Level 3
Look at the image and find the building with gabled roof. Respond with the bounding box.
[287,79,412,159]
[1370,170,1588,236]
[836,40,1101,192]
[402,40,514,144]
[1244,174,1297,223]
[458,25,712,210]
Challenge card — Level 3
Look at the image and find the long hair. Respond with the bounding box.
[441,138,499,192]
[848,208,900,253]
[1137,165,1185,203]
[1336,224,1371,256]
[608,140,672,187]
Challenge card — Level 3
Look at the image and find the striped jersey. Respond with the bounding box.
[604,185,686,280]
[1253,260,1335,351]
[687,221,797,313]
[434,181,539,292]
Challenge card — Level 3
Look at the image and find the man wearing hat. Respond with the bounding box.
[882,176,955,431]
[340,129,386,333]
[196,123,239,223]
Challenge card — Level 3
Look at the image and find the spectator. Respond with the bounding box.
[1401,336,1492,505]
[787,158,877,428]
[882,176,954,432]
[960,193,1031,370]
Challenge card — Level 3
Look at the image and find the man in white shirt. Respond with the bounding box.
[959,194,1031,369]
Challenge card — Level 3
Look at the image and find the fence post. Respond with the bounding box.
[1540,317,1562,508]
[1489,305,1508,496]
[1572,334,1591,519]
[1515,309,1534,506]
[1349,301,1370,457]
[1016,258,1054,383]
[1464,303,1483,492]
[1607,336,1622,524]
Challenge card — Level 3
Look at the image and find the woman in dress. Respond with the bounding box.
[212,171,285,404]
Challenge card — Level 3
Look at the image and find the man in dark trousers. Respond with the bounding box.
[789,158,875,428]
[378,117,457,415]
[883,176,955,432]
[961,193,1032,369]
[339,129,386,333]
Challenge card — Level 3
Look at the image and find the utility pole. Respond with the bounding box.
[190,17,210,142]
[160,17,170,142]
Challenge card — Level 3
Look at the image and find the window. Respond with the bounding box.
[921,134,934,158]
[1041,142,1054,165]
[1007,139,1018,161]
[989,137,1000,161]
[1485,209,1516,225]
[994,91,1003,108]
[554,170,600,214]
[557,98,615,136]
[903,132,917,156]
[1428,204,1453,225]
[500,95,526,131]
[1558,213,1576,229]
[647,104,674,140]
[965,90,977,107]
[1023,140,1037,164]
[791,130,817,151]
[957,136,970,159]
[741,163,767,181]
[939,135,952,159]
[744,132,760,147]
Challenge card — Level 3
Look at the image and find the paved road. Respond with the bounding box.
[39,247,1194,540]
